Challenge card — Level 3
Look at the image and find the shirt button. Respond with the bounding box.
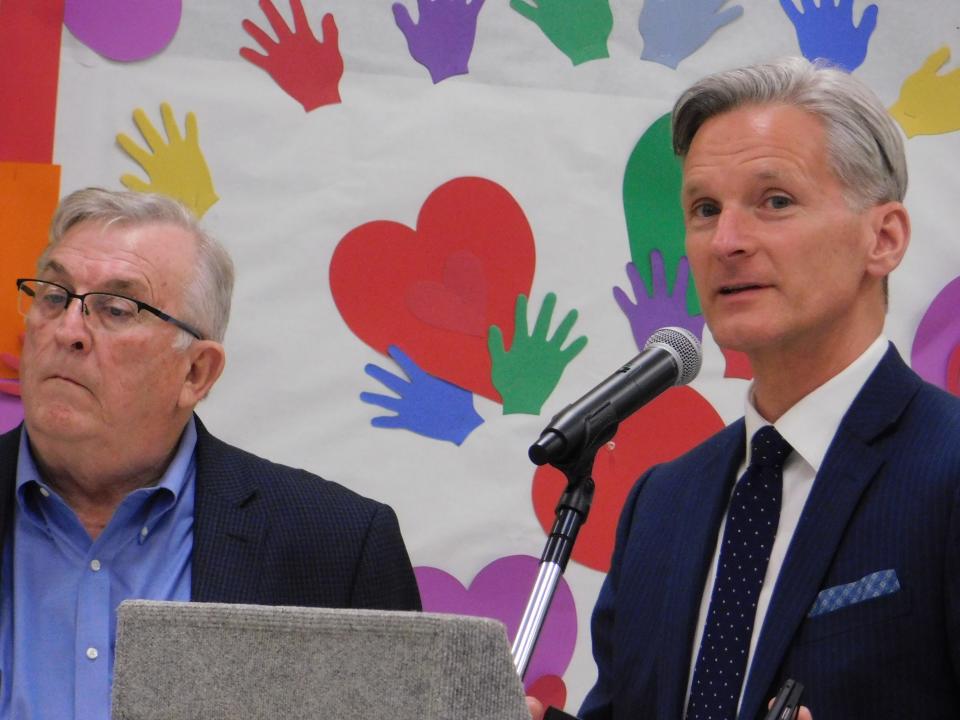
[90,559,101,572]
[86,647,98,660]
[39,487,50,498]
[140,526,149,539]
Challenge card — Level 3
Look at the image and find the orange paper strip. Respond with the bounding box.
[0,162,62,377]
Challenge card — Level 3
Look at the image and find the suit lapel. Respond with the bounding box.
[190,417,268,603]
[740,347,922,718]
[0,426,21,581]
[657,422,747,720]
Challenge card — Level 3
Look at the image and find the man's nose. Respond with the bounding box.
[710,207,753,257]
[53,298,92,349]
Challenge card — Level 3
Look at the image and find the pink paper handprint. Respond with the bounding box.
[393,0,485,83]
[240,0,343,111]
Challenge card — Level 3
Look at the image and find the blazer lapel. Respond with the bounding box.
[190,416,268,603]
[0,426,21,583]
[657,422,747,720]
[740,346,922,718]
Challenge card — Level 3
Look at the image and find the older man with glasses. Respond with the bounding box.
[0,188,421,719]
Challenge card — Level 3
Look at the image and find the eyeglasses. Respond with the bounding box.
[16,278,204,340]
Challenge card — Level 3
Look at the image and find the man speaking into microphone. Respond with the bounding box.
[531,56,960,720]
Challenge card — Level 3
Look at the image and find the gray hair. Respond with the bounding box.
[672,57,907,208]
[44,188,234,344]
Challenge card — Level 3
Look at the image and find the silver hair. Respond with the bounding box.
[43,188,234,345]
[671,56,908,208]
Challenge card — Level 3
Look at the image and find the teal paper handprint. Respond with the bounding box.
[488,293,588,415]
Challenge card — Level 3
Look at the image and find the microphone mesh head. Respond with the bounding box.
[644,327,702,386]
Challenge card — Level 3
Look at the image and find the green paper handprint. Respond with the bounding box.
[488,292,588,415]
[510,0,613,66]
[623,112,700,315]
[116,103,219,218]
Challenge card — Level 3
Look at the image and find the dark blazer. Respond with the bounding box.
[0,416,421,612]
[579,346,960,720]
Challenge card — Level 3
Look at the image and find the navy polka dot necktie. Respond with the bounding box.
[685,425,793,720]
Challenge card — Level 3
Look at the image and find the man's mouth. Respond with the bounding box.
[718,283,767,295]
[50,375,86,388]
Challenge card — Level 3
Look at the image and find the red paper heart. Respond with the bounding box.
[330,177,536,400]
[532,387,724,572]
[406,250,487,337]
[947,343,960,396]
[527,675,567,713]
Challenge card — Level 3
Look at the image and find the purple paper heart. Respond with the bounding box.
[415,554,577,688]
[64,0,182,62]
[911,275,960,392]
[0,393,23,434]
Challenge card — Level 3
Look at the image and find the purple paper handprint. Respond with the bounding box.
[393,0,485,83]
[779,0,878,72]
[638,0,743,70]
[614,252,705,351]
[361,345,484,445]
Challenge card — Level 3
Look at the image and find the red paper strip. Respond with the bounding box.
[0,0,65,163]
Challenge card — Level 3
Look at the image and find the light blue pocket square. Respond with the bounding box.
[808,569,900,618]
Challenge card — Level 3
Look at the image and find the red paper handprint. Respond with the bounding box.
[240,0,343,111]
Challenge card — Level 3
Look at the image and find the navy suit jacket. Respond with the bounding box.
[580,346,960,720]
[0,416,422,612]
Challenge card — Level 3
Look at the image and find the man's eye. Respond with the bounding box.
[693,202,720,218]
[39,291,67,306]
[91,297,137,320]
[766,195,792,209]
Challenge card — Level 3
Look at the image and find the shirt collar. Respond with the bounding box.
[744,334,889,472]
[16,417,199,505]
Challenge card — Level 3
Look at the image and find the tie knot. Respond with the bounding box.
[749,425,792,469]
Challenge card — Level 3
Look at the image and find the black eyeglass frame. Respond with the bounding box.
[16,278,204,341]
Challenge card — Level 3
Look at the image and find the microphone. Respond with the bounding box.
[529,327,702,467]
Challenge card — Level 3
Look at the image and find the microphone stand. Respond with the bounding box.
[511,420,618,679]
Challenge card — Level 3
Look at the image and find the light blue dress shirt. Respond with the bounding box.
[0,419,197,720]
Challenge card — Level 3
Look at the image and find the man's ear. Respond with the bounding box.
[178,341,226,409]
[865,201,910,279]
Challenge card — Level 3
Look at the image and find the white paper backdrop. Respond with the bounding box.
[53,0,960,708]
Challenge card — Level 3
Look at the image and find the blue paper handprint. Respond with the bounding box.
[393,0,485,83]
[361,345,484,445]
[638,0,743,70]
[779,0,878,72]
[614,251,705,351]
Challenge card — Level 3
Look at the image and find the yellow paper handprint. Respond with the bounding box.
[116,103,219,217]
[890,46,960,138]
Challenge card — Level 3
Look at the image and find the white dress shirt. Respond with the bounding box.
[685,334,890,711]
